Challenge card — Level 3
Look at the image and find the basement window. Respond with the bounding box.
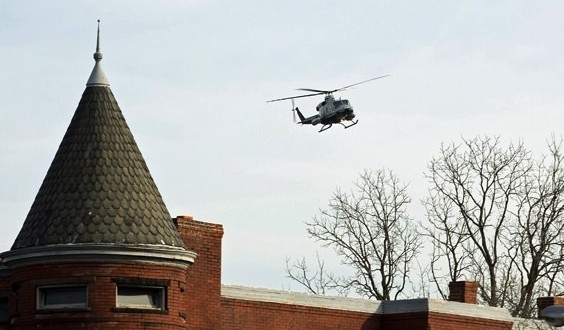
[37,285,88,310]
[116,285,165,311]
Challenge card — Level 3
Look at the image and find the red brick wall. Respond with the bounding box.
[6,261,188,330]
[221,297,380,330]
[0,215,519,330]
[174,215,224,330]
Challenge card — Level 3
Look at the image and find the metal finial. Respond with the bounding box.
[87,19,110,86]
[96,19,100,53]
[94,19,102,61]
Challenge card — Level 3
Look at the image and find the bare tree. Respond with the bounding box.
[424,192,474,299]
[508,138,564,317]
[287,169,422,300]
[286,253,344,296]
[425,136,530,308]
[425,136,564,317]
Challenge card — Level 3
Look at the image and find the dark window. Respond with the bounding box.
[37,285,88,310]
[334,100,349,108]
[0,297,8,323]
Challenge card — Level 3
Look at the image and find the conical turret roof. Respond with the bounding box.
[10,23,187,253]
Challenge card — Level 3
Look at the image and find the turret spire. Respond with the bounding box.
[10,21,189,252]
[86,19,110,87]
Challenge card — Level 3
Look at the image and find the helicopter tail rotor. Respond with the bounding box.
[290,99,306,123]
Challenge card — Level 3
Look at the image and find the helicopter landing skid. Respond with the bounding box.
[340,120,358,129]
[318,120,358,132]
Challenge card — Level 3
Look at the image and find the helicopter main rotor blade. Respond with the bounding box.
[294,75,390,95]
[334,75,390,92]
[296,88,331,94]
[267,91,325,103]
[267,74,389,103]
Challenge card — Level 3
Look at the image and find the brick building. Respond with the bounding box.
[0,27,556,330]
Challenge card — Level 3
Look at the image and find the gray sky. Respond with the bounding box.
[2,1,564,293]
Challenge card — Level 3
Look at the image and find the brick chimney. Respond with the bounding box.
[448,281,478,304]
[174,215,224,330]
[537,296,564,319]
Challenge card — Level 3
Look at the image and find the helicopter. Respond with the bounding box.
[267,75,389,132]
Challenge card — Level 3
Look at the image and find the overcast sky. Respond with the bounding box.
[2,1,564,293]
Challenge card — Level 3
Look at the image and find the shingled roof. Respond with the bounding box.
[10,25,186,252]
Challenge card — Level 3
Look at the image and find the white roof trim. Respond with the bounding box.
[221,285,514,323]
[512,317,551,330]
[221,285,382,314]
[2,244,196,268]
[383,298,513,321]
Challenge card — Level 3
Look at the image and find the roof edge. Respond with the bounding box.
[384,298,513,321]
[2,244,196,268]
[221,285,514,322]
[221,285,382,314]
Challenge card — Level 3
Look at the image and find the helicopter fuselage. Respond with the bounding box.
[293,94,357,132]
[315,94,355,125]
[267,74,388,132]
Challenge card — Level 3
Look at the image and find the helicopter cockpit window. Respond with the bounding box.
[334,100,348,108]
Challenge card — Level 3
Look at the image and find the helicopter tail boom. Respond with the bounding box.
[295,107,306,123]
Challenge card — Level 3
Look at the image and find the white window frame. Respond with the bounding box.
[116,285,166,310]
[36,284,88,310]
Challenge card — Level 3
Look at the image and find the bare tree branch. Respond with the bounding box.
[287,169,421,300]
[425,135,564,317]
